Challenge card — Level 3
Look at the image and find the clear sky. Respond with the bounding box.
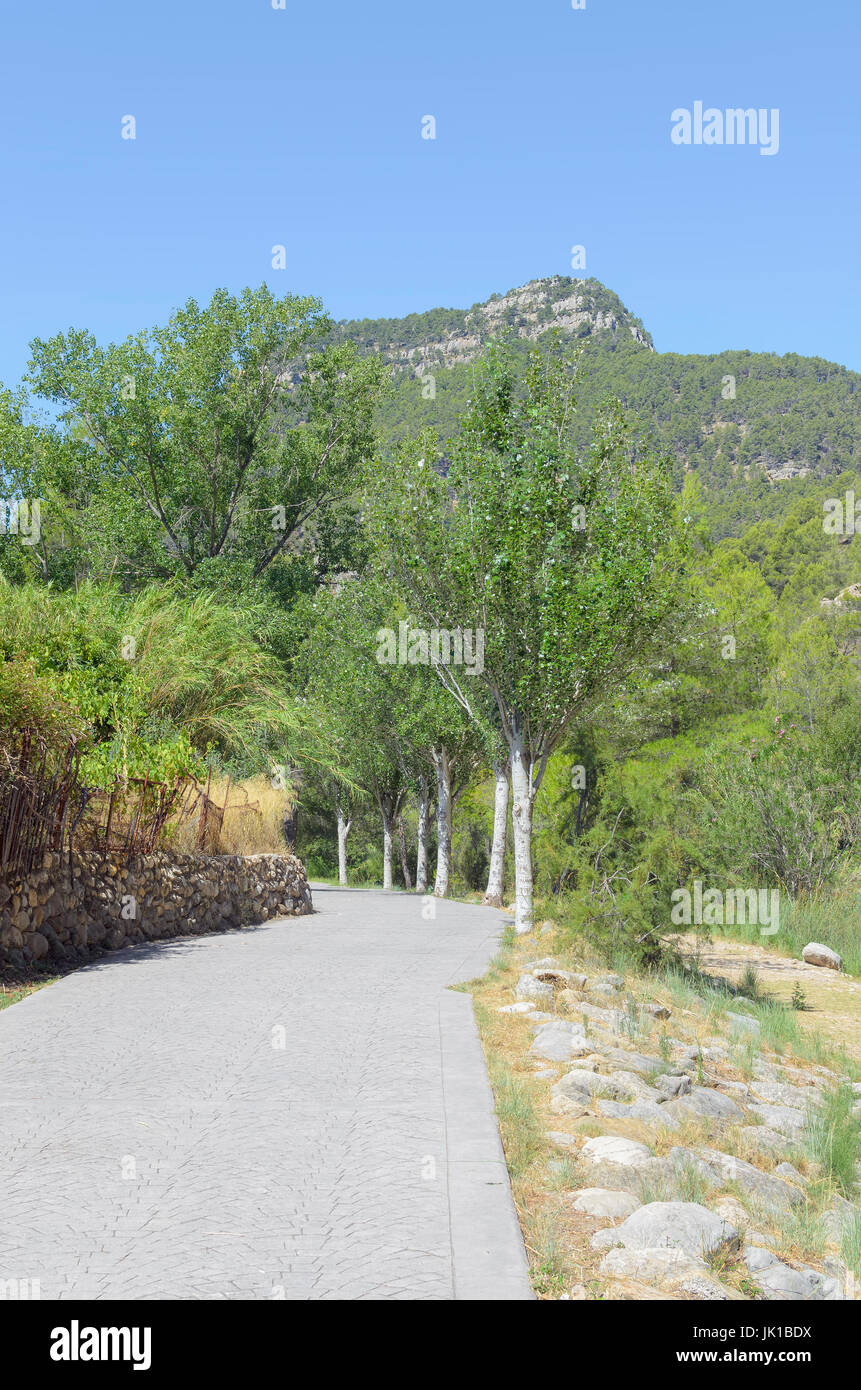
[1,0,858,389]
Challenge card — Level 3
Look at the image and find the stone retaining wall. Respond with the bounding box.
[0,850,312,969]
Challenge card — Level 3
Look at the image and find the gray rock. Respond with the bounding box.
[571,1188,640,1221]
[552,1068,608,1107]
[532,1068,559,1080]
[605,1069,665,1103]
[715,1079,749,1097]
[28,931,50,960]
[599,1246,708,1282]
[697,1148,803,1212]
[581,1135,654,1168]
[592,1201,739,1259]
[576,1001,625,1029]
[515,973,554,1002]
[751,1079,817,1109]
[785,1060,839,1084]
[590,982,625,999]
[712,1195,749,1227]
[654,1072,691,1099]
[747,1103,806,1137]
[746,1229,776,1248]
[756,1261,827,1300]
[822,1195,860,1244]
[739,1125,788,1158]
[525,957,560,970]
[530,1017,580,1035]
[743,1244,779,1272]
[667,1147,721,1191]
[675,1042,728,1065]
[663,1087,745,1123]
[801,942,843,971]
[673,1274,735,1300]
[530,1028,591,1062]
[550,1095,590,1119]
[752,1058,781,1082]
[596,1099,680,1130]
[546,1131,579,1150]
[816,1277,845,1300]
[774,1162,806,1186]
[726,1010,760,1035]
[497,1001,535,1014]
[598,1160,676,1195]
[601,1047,666,1077]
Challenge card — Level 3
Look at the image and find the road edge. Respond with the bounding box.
[439,986,534,1301]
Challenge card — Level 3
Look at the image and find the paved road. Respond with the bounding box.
[0,886,531,1300]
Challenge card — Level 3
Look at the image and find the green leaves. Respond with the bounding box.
[363,337,685,824]
[0,579,303,784]
[23,286,386,586]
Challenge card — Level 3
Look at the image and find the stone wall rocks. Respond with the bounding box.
[0,850,312,969]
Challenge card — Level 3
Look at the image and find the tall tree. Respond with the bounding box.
[25,286,386,585]
[366,343,684,930]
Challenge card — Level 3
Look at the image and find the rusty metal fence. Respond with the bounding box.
[0,734,81,876]
[0,734,233,873]
[74,776,200,859]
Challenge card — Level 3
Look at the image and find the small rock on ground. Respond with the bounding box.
[581,1135,654,1168]
[746,1102,806,1137]
[571,1188,641,1221]
[663,1087,745,1123]
[801,942,843,971]
[592,1201,739,1259]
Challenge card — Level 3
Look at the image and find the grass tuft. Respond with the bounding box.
[803,1083,861,1198]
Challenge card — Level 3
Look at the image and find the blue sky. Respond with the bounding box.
[1,0,858,389]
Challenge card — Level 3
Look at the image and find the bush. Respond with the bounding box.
[694,724,861,895]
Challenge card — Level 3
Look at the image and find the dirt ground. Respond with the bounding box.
[674,932,861,1063]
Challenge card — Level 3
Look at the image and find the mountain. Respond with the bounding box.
[336,276,653,370]
[334,276,861,538]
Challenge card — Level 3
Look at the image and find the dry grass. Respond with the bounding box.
[467,917,861,1300]
[168,775,290,855]
[470,962,605,1298]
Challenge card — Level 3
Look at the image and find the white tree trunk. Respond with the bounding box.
[335,799,350,887]
[397,813,412,891]
[509,737,534,933]
[483,761,509,907]
[382,809,394,890]
[415,776,430,892]
[433,748,452,898]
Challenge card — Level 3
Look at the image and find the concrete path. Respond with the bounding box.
[0,886,532,1301]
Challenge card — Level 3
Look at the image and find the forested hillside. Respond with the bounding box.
[335,277,861,540]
